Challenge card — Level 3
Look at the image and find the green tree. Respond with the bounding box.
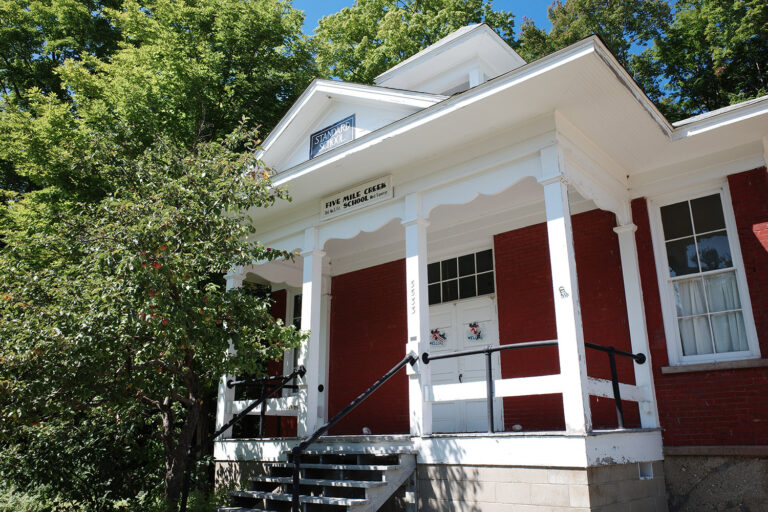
[0,125,306,505]
[0,0,122,103]
[517,0,671,96]
[640,0,768,120]
[0,0,316,198]
[313,0,517,83]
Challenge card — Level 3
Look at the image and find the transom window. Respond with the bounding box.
[659,193,749,358]
[428,249,494,305]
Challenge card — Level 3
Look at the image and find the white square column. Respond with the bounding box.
[215,272,244,439]
[614,222,661,428]
[298,228,325,436]
[540,148,591,434]
[403,193,432,436]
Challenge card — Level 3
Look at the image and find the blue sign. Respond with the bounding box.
[309,115,355,159]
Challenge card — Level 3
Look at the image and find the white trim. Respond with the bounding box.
[214,430,664,467]
[672,94,768,139]
[648,184,761,366]
[430,374,562,401]
[585,378,646,403]
[232,397,299,416]
[257,79,446,158]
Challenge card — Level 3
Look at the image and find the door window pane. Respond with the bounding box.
[476,249,493,272]
[428,250,494,305]
[428,284,441,305]
[441,259,458,280]
[458,254,475,276]
[459,276,476,299]
[428,262,441,283]
[477,272,495,295]
[442,280,458,302]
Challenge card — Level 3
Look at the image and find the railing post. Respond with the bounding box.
[607,347,625,429]
[259,381,266,439]
[215,272,243,440]
[292,452,301,512]
[403,193,432,436]
[298,227,325,436]
[485,347,495,433]
[540,148,591,434]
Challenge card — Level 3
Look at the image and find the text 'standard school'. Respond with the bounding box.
[310,115,355,159]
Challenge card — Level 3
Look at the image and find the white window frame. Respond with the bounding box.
[649,182,761,366]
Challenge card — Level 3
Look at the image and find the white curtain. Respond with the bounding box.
[706,272,748,353]
[675,278,713,355]
[674,272,748,356]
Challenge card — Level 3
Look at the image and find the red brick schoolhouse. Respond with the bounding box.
[213,24,768,512]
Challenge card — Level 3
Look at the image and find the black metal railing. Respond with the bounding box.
[289,352,418,512]
[584,342,645,429]
[179,366,306,512]
[227,374,301,438]
[421,340,558,434]
[421,340,646,433]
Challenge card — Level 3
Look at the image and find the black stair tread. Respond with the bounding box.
[218,508,279,512]
[294,448,416,455]
[228,490,368,506]
[267,462,400,471]
[252,476,385,488]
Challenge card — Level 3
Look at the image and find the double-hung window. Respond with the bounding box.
[654,189,759,364]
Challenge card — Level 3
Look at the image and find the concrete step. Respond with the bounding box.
[296,447,416,455]
[217,507,279,512]
[266,462,401,471]
[252,476,386,488]
[228,490,368,507]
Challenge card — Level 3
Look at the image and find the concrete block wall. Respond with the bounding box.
[417,462,668,511]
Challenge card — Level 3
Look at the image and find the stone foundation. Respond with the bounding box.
[417,462,668,511]
[663,454,768,512]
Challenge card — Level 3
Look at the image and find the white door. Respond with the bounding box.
[429,296,504,433]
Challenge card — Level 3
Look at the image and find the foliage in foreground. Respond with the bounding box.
[0,125,306,506]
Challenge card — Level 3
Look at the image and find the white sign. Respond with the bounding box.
[321,176,393,220]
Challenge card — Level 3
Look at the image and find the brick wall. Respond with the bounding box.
[633,166,768,445]
[328,259,409,435]
[494,209,639,431]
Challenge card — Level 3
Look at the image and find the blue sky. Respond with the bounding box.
[292,1,553,35]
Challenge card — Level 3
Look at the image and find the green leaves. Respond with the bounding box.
[313,0,516,83]
[0,124,305,505]
[646,0,768,120]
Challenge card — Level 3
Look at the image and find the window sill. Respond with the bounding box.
[661,358,768,374]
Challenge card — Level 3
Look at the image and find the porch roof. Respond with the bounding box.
[253,35,767,227]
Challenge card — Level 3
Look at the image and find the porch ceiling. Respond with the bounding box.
[324,180,594,277]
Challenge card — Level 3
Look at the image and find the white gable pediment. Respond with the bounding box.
[258,79,446,171]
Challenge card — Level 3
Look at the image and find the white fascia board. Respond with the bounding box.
[256,79,446,160]
[671,94,768,140]
[274,38,616,187]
